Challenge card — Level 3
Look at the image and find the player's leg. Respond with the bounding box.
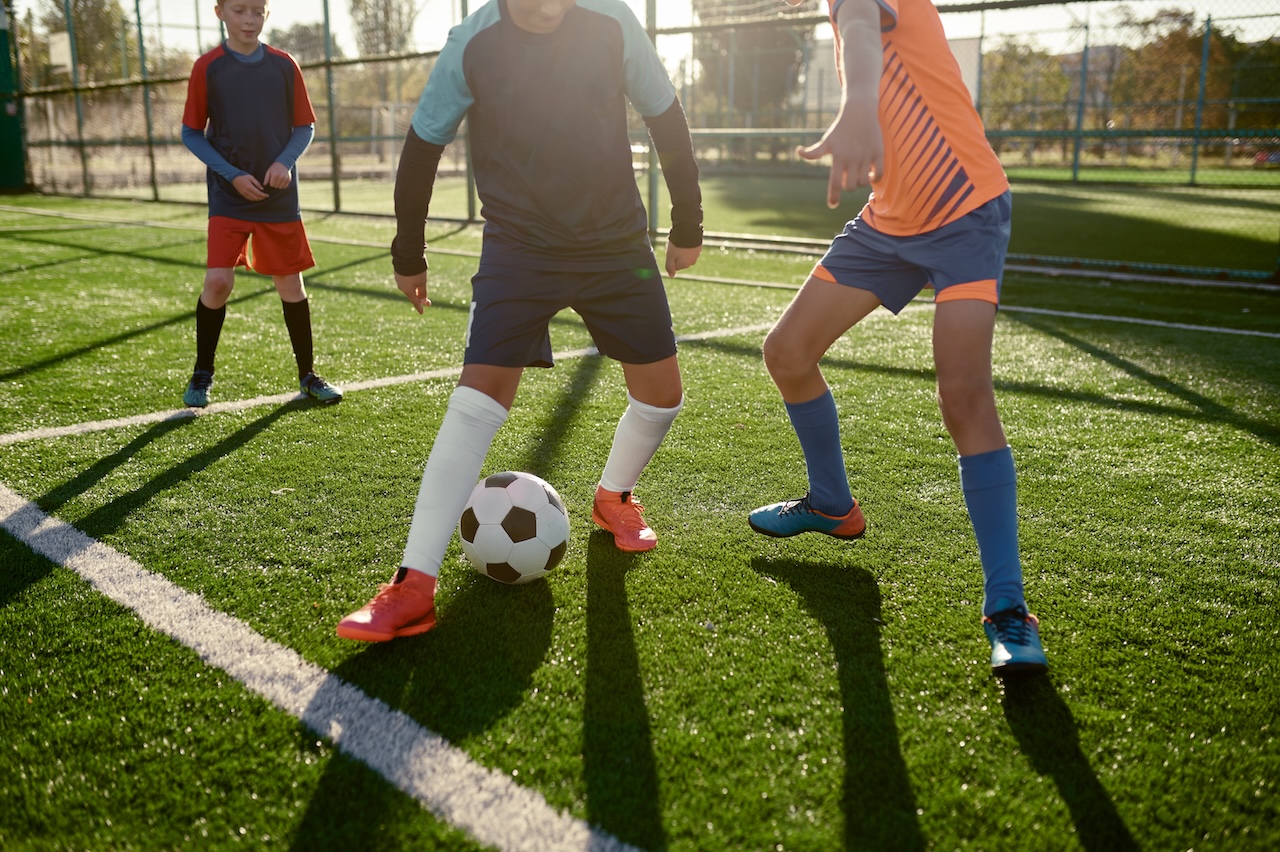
[573,268,683,552]
[933,298,1046,675]
[338,265,553,641]
[591,355,684,552]
[336,366,521,642]
[185,217,247,407]
[256,222,342,402]
[748,275,879,539]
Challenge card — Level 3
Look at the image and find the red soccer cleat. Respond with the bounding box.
[592,486,658,552]
[336,567,437,642]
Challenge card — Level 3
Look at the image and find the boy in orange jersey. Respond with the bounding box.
[748,0,1047,676]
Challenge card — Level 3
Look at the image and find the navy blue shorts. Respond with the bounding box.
[464,262,677,368]
[813,190,1013,314]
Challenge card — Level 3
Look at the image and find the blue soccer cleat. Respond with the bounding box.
[983,597,1049,677]
[300,371,344,404]
[748,494,865,539]
[183,368,214,408]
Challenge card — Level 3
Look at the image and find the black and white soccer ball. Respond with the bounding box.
[458,471,570,584]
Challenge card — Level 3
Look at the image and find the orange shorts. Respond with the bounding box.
[207,216,315,275]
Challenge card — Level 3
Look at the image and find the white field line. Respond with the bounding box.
[0,324,782,446]
[0,482,639,852]
[999,305,1280,339]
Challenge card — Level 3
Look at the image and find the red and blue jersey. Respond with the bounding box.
[830,0,1008,236]
[183,43,316,223]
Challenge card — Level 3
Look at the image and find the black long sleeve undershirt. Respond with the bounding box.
[642,98,703,249]
[391,128,445,276]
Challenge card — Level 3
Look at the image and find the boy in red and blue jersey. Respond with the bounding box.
[748,0,1047,676]
[180,0,342,407]
[336,0,703,642]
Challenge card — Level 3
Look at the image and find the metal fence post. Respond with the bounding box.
[133,0,158,201]
[323,0,341,210]
[1071,18,1089,183]
[61,0,89,194]
[1190,15,1212,186]
[646,0,659,240]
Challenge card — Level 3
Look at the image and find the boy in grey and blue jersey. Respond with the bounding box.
[338,0,704,642]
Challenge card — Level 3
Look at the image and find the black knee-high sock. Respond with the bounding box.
[194,298,226,372]
[281,298,314,378]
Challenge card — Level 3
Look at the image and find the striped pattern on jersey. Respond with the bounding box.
[831,0,1008,236]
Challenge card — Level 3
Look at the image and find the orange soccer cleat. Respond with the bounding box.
[592,486,658,552]
[336,567,437,642]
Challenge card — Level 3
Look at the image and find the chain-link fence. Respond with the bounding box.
[5,0,1278,279]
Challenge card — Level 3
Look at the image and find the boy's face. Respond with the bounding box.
[506,0,576,33]
[216,0,269,53]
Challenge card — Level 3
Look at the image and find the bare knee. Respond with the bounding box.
[274,273,306,302]
[762,328,813,385]
[201,269,235,308]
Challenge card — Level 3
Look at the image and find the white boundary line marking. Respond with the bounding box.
[0,483,639,852]
[1000,305,1280,339]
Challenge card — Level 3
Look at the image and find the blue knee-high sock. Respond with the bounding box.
[785,390,853,516]
[959,446,1025,616]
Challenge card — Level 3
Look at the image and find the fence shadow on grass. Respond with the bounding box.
[1006,313,1280,449]
[1002,676,1139,851]
[751,557,926,851]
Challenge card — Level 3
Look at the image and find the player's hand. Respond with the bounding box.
[395,270,431,314]
[665,243,702,278]
[231,173,269,202]
[263,162,292,189]
[796,102,884,208]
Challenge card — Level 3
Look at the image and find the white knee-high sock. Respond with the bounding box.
[401,386,508,576]
[599,393,683,493]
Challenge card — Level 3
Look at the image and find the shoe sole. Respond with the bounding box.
[335,613,436,642]
[748,519,866,540]
[591,510,658,552]
[991,660,1049,678]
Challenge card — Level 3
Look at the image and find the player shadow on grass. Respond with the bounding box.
[1001,676,1139,851]
[580,532,666,851]
[291,574,556,847]
[751,557,926,851]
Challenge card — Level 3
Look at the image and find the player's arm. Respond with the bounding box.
[642,98,703,277]
[392,127,445,313]
[796,0,885,208]
[264,123,315,189]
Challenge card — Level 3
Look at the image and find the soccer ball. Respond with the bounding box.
[458,471,570,584]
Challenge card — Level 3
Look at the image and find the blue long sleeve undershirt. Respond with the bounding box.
[181,123,314,183]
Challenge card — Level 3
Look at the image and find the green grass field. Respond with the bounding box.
[1,196,1278,850]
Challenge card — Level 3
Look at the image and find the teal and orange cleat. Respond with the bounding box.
[300,371,343,404]
[336,567,437,642]
[183,368,214,408]
[592,486,658,552]
[748,494,865,540]
[983,598,1049,677]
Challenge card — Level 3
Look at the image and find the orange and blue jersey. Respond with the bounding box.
[829,0,1008,237]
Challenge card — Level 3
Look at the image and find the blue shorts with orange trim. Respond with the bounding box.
[207,216,315,276]
[811,190,1012,314]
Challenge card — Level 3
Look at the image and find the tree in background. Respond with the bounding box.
[980,36,1071,162]
[350,0,422,104]
[34,0,135,85]
[269,21,344,65]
